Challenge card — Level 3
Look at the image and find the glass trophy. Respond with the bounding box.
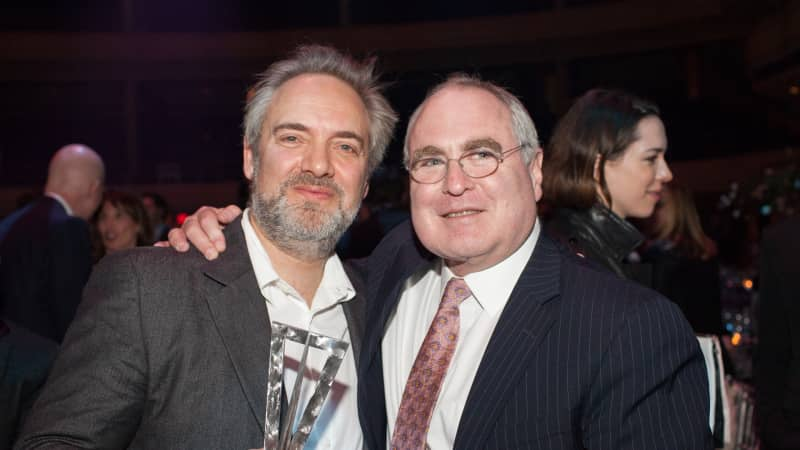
[262,322,349,450]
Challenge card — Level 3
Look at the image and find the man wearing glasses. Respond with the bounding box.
[173,74,712,449]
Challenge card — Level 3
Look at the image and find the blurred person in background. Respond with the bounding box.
[0,318,57,448]
[92,190,152,263]
[141,192,171,243]
[543,88,672,288]
[0,144,104,343]
[754,214,800,450]
[640,183,723,335]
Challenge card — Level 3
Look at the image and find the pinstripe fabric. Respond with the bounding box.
[357,220,712,450]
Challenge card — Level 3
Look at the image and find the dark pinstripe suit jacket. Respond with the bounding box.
[16,218,366,449]
[357,221,712,450]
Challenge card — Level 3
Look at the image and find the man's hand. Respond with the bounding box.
[158,205,241,260]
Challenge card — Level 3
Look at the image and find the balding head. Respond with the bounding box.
[45,144,105,220]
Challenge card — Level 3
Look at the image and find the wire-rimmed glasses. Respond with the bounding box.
[407,143,527,184]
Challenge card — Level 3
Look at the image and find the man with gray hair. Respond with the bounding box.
[17,44,397,449]
[357,74,710,449]
[1,144,104,343]
[172,73,711,449]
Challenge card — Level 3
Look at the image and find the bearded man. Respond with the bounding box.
[16,44,396,450]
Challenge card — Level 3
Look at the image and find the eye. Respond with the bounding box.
[336,142,360,154]
[414,157,445,169]
[465,149,497,160]
[278,134,301,145]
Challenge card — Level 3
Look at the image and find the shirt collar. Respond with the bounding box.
[45,192,73,216]
[240,209,355,312]
[441,219,541,318]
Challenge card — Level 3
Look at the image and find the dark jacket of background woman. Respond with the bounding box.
[640,240,723,335]
[544,204,651,286]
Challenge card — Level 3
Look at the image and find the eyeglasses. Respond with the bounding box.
[407,144,527,184]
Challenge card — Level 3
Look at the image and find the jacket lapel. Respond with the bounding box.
[361,221,433,372]
[453,235,562,448]
[201,219,271,430]
[357,221,434,450]
[342,263,366,370]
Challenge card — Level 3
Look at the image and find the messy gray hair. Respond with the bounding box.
[244,44,398,176]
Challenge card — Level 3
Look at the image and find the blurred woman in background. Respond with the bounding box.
[543,88,672,287]
[92,190,152,262]
[641,183,723,334]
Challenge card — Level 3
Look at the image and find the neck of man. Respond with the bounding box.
[249,213,327,307]
[45,188,79,218]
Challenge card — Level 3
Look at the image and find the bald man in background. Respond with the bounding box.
[0,144,105,342]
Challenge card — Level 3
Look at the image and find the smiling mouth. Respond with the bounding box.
[443,209,481,218]
[294,185,335,199]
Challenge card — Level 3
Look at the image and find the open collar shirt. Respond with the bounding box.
[242,209,362,449]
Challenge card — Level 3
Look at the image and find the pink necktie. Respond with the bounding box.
[390,278,472,450]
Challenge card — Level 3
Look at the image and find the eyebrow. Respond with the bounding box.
[272,123,366,149]
[463,138,502,152]
[410,146,445,159]
[332,130,366,149]
[273,122,308,134]
[410,138,504,159]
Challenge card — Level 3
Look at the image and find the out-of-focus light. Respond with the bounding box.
[760,204,772,216]
[742,279,754,290]
[790,85,800,95]
[731,332,742,346]
[176,212,189,225]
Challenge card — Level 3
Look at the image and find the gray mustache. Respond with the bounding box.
[282,173,344,198]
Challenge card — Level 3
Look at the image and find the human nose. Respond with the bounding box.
[301,142,333,177]
[657,157,673,183]
[442,158,472,195]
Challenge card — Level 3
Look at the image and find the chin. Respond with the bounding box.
[630,207,656,219]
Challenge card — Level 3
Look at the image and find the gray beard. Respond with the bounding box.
[250,172,359,260]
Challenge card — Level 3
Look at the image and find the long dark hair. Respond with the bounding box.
[543,88,660,211]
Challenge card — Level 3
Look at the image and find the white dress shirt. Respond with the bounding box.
[382,220,541,449]
[242,210,362,449]
[45,191,73,216]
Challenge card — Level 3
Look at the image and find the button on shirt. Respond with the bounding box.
[242,210,362,449]
[382,220,541,449]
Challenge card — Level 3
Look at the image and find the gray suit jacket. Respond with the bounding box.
[16,218,365,449]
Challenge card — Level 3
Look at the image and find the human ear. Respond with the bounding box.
[243,137,255,181]
[530,149,544,202]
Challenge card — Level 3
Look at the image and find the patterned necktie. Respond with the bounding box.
[390,278,472,450]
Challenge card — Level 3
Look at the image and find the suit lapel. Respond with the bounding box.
[357,221,433,450]
[361,221,433,372]
[342,264,366,370]
[454,235,562,448]
[201,220,271,430]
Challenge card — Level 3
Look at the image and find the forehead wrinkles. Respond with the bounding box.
[265,74,369,137]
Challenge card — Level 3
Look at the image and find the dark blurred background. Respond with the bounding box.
[0,0,798,215]
[2,1,799,427]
